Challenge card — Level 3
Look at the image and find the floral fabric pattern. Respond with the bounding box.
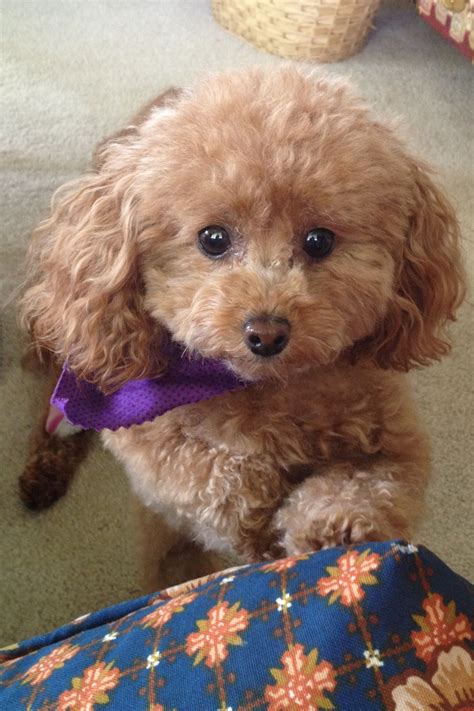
[390,645,474,710]
[411,592,473,662]
[57,661,120,710]
[185,601,249,668]
[316,549,381,606]
[264,644,336,710]
[21,643,80,686]
[1,540,473,710]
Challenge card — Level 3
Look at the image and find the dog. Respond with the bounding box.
[19,67,465,563]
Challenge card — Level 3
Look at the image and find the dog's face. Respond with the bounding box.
[135,70,453,381]
[22,68,464,390]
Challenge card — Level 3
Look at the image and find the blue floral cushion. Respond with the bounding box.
[1,540,473,710]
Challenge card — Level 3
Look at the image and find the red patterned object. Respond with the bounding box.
[1,540,473,710]
[418,0,474,60]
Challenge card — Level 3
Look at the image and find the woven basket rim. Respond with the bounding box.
[212,0,381,62]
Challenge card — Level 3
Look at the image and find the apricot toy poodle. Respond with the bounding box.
[19,67,465,562]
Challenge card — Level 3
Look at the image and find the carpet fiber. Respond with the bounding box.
[1,0,472,645]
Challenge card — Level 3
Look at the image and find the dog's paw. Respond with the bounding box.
[274,467,409,556]
[283,509,388,556]
[275,494,398,556]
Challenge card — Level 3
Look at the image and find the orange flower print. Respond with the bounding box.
[265,644,336,710]
[411,593,473,662]
[57,661,120,710]
[317,549,380,606]
[142,592,197,629]
[22,643,79,686]
[186,601,249,668]
[262,554,310,574]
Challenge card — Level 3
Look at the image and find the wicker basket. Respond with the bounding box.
[212,0,381,62]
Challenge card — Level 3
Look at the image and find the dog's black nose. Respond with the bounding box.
[244,316,290,357]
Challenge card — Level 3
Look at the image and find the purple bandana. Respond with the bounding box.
[51,343,247,432]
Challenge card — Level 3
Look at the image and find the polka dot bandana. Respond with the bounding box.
[51,343,248,432]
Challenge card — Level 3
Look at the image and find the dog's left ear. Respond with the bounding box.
[352,159,465,370]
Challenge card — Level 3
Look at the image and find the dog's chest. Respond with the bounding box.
[104,365,387,473]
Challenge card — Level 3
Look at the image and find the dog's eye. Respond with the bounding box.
[198,225,231,259]
[303,228,335,259]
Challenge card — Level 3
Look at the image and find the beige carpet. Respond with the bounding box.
[1,0,473,646]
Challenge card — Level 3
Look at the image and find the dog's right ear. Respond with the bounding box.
[20,89,184,392]
[20,134,161,393]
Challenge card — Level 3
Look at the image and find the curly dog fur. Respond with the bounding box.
[20,67,465,560]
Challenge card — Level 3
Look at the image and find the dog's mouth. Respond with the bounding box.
[180,341,293,384]
[222,348,315,385]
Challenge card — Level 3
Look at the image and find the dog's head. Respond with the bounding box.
[21,67,465,389]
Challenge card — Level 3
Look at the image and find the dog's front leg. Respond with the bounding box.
[189,451,291,563]
[104,423,289,563]
[274,447,430,555]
